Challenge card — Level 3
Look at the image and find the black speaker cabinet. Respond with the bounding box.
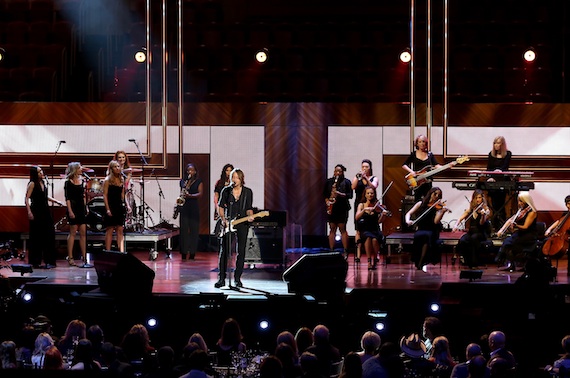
[282,252,348,298]
[94,251,155,298]
[245,227,284,264]
[400,195,417,232]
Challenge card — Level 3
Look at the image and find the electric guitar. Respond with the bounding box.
[218,211,270,237]
[405,155,470,190]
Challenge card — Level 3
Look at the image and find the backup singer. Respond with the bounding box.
[355,186,388,270]
[486,136,512,230]
[25,166,64,268]
[453,190,491,268]
[402,135,441,201]
[496,192,538,271]
[216,168,253,288]
[351,159,379,263]
[324,164,353,256]
[214,164,234,220]
[405,187,449,270]
[103,160,131,252]
[179,163,203,260]
[64,162,88,267]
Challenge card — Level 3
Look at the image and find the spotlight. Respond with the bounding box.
[335,234,341,242]
[523,48,536,62]
[21,291,32,302]
[146,317,158,328]
[134,47,147,63]
[430,303,440,313]
[258,320,269,330]
[0,47,5,63]
[255,48,269,64]
[375,322,386,331]
[399,49,411,63]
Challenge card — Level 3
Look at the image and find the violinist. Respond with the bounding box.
[405,187,449,270]
[542,195,570,257]
[323,164,353,256]
[496,192,538,272]
[452,190,491,268]
[352,159,379,263]
[355,186,389,270]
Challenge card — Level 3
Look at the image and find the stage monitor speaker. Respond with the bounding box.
[245,227,284,264]
[282,252,348,299]
[94,251,155,298]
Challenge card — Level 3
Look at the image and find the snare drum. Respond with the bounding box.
[86,198,106,231]
[86,179,103,198]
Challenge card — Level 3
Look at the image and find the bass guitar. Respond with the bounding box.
[405,155,470,190]
[218,211,270,237]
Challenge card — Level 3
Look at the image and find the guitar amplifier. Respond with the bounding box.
[245,225,285,264]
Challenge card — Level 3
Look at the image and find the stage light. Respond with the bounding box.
[146,317,158,328]
[430,303,440,313]
[19,291,32,302]
[255,48,269,64]
[375,322,386,331]
[335,234,341,242]
[134,47,147,63]
[0,47,5,63]
[523,48,536,62]
[258,320,270,330]
[400,49,411,63]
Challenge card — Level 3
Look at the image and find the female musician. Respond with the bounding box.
[179,163,203,260]
[214,164,234,220]
[113,150,135,224]
[402,135,441,201]
[542,195,570,257]
[64,162,89,267]
[544,195,570,237]
[486,136,512,230]
[351,159,379,263]
[25,166,64,268]
[452,189,491,268]
[103,160,131,252]
[355,186,388,270]
[496,192,538,271]
[405,187,449,270]
[323,164,353,256]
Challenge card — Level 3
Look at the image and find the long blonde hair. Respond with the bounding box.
[518,192,537,212]
[65,162,81,180]
[491,136,508,158]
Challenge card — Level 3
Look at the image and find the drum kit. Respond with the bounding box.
[56,167,151,233]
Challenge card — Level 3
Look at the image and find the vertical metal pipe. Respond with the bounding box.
[178,0,184,176]
[145,0,151,136]
[410,0,416,151]
[443,0,449,154]
[426,0,432,143]
[162,0,167,141]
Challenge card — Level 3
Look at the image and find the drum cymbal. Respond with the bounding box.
[123,167,143,173]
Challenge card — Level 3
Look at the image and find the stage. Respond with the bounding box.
[1,233,570,377]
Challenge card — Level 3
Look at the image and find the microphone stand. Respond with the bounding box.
[151,169,170,228]
[130,139,151,231]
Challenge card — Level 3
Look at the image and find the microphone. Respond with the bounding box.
[128,139,136,142]
[60,140,66,144]
[81,172,91,180]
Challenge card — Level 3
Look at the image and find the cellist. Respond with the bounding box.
[496,192,538,272]
[543,195,570,257]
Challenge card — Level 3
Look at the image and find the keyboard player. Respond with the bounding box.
[487,136,512,230]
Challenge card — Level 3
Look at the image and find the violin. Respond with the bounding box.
[496,205,532,237]
[542,211,570,257]
[371,201,392,217]
[432,200,452,213]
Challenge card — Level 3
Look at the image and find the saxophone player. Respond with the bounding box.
[178,163,203,260]
[323,164,353,256]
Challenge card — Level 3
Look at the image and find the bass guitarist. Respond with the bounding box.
[216,168,253,289]
[402,134,441,201]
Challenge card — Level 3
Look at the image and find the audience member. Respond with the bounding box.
[213,318,246,366]
[544,335,570,376]
[173,342,201,376]
[0,340,18,369]
[487,331,516,374]
[86,324,105,364]
[450,343,486,378]
[275,342,303,378]
[468,355,490,378]
[428,336,456,377]
[277,330,299,363]
[399,333,436,378]
[339,351,363,378]
[180,349,212,378]
[299,351,324,378]
[422,316,444,358]
[305,324,342,377]
[15,325,37,367]
[43,345,64,370]
[295,327,314,355]
[120,324,157,375]
[259,354,283,378]
[144,345,177,378]
[70,338,102,370]
[57,319,87,358]
[356,331,381,364]
[100,342,134,378]
[188,333,209,354]
[31,332,55,369]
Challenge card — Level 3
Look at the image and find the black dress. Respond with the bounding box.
[404,151,439,201]
[357,207,384,244]
[104,184,126,227]
[323,177,353,224]
[64,180,87,225]
[179,178,202,258]
[28,181,56,267]
[499,210,538,262]
[412,205,442,269]
[457,211,490,268]
[353,176,376,227]
[487,150,512,228]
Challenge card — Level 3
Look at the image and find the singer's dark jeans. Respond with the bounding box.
[218,224,248,281]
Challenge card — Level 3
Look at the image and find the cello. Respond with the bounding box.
[542,211,570,257]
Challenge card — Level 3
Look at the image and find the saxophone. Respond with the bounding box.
[173,181,189,219]
[326,176,338,215]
